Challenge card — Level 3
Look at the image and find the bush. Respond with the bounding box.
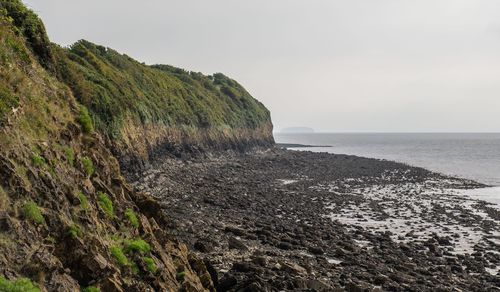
[143,257,157,273]
[77,192,89,211]
[124,238,150,254]
[124,209,139,228]
[110,246,128,266]
[80,157,94,177]
[63,146,74,166]
[22,200,44,224]
[81,286,100,292]
[97,192,113,218]
[31,154,45,167]
[0,276,40,292]
[77,105,94,134]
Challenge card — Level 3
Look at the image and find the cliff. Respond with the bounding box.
[0,0,272,290]
[53,41,274,169]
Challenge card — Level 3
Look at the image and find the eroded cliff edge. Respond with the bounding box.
[0,1,272,290]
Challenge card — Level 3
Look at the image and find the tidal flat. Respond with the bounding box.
[133,149,499,291]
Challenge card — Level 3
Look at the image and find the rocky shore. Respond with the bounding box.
[132,149,499,291]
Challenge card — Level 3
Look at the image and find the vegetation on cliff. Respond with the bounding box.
[0,0,272,290]
[54,41,271,139]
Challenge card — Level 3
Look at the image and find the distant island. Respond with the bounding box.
[280,127,315,133]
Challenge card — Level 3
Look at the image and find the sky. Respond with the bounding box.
[23,0,500,132]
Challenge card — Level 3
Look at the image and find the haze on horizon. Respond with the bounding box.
[23,0,500,133]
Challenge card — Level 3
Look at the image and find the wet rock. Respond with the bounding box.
[308,246,325,255]
[217,275,237,291]
[228,236,248,251]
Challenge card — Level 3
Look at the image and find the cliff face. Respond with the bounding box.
[52,40,274,169]
[0,0,272,290]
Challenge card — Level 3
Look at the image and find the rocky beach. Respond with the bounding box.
[133,149,500,291]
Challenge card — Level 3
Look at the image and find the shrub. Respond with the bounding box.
[31,154,45,167]
[81,286,100,292]
[143,257,157,273]
[77,105,94,134]
[110,246,128,266]
[68,224,81,238]
[97,192,113,218]
[0,276,40,292]
[124,238,150,254]
[77,192,89,211]
[80,157,94,177]
[124,209,139,228]
[63,146,74,166]
[22,200,44,224]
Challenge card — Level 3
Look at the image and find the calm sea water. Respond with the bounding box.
[275,133,500,206]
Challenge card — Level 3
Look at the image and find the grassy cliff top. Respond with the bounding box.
[2,0,273,142]
[54,40,272,139]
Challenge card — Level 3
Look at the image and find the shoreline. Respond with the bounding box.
[132,149,499,290]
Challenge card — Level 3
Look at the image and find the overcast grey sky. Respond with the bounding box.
[24,0,500,132]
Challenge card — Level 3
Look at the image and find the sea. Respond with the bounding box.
[274,133,500,207]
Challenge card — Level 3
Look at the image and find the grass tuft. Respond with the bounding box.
[124,208,139,228]
[80,156,94,177]
[97,192,113,218]
[22,200,44,224]
[77,192,89,211]
[31,154,45,167]
[81,286,100,292]
[143,257,157,273]
[0,276,39,292]
[124,238,151,254]
[77,105,94,134]
[68,224,81,238]
[62,146,74,166]
[110,246,128,266]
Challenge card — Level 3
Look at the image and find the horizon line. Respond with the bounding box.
[273,131,500,134]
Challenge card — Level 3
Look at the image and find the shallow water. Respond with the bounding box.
[459,187,500,209]
[275,133,500,207]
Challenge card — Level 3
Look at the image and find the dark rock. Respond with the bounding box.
[228,236,248,251]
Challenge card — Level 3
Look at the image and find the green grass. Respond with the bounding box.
[130,262,139,275]
[52,40,271,140]
[62,146,74,166]
[143,257,157,273]
[0,276,40,292]
[97,192,113,218]
[110,246,129,266]
[124,208,139,228]
[0,0,54,70]
[22,200,44,224]
[81,286,100,292]
[77,192,89,211]
[0,83,19,124]
[31,154,45,167]
[80,156,94,177]
[77,105,94,134]
[124,238,150,254]
[68,224,81,238]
